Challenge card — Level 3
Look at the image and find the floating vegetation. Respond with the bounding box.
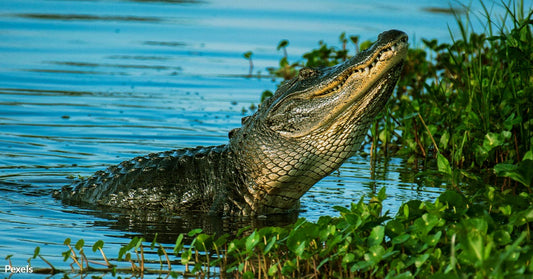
[19,186,532,278]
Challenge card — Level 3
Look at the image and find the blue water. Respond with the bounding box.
[0,0,529,277]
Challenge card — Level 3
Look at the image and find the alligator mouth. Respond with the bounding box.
[314,34,408,97]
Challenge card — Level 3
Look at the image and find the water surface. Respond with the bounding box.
[0,0,524,277]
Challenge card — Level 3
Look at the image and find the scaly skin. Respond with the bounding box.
[57,30,408,216]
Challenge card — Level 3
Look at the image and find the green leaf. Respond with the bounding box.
[75,239,84,250]
[242,51,252,59]
[367,225,385,247]
[494,159,533,187]
[437,153,452,176]
[188,228,203,237]
[293,241,306,258]
[151,233,158,249]
[342,253,355,265]
[377,186,387,201]
[62,250,71,261]
[414,253,430,268]
[267,263,279,276]
[482,132,508,151]
[245,231,260,252]
[385,219,404,237]
[392,234,410,245]
[277,39,289,50]
[181,249,192,266]
[263,236,277,255]
[92,240,104,252]
[33,247,40,259]
[364,245,385,263]
[173,234,184,255]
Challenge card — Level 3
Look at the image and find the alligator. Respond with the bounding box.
[56,30,408,216]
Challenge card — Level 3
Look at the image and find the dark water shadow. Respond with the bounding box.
[62,202,300,243]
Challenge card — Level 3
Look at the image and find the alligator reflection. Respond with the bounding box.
[70,204,299,243]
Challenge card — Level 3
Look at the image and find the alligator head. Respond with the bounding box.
[229,30,408,215]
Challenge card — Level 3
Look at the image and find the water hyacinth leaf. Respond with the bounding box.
[493,230,511,245]
[333,205,350,214]
[62,249,71,262]
[242,271,254,279]
[482,132,509,151]
[92,240,104,252]
[386,219,405,237]
[494,159,533,187]
[437,153,452,176]
[414,213,440,235]
[267,263,279,276]
[282,259,297,274]
[344,213,362,229]
[342,253,355,265]
[150,233,158,249]
[134,237,143,251]
[227,241,238,254]
[377,186,387,201]
[368,225,385,247]
[277,39,288,50]
[438,191,468,219]
[33,247,40,259]
[181,249,192,266]
[242,51,252,59]
[423,231,442,247]
[392,234,410,245]
[295,241,307,257]
[75,239,85,250]
[263,236,277,255]
[351,261,372,272]
[414,253,429,268]
[245,231,260,252]
[194,234,212,251]
[509,208,533,226]
[174,234,184,255]
[188,228,202,237]
[364,245,385,263]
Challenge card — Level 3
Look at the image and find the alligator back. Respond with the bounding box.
[57,145,242,214]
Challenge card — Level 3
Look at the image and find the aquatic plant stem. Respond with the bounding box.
[97,247,112,267]
[38,255,57,274]
[66,243,83,271]
[417,113,439,154]
[159,244,172,271]
[413,118,427,157]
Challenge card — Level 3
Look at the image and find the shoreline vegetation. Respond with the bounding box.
[8,1,532,278]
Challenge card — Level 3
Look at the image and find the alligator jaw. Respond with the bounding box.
[231,30,408,215]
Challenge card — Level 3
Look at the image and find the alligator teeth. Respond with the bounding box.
[391,45,397,52]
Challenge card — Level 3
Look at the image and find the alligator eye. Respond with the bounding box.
[298,67,317,80]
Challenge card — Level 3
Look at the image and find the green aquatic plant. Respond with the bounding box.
[21,186,532,278]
